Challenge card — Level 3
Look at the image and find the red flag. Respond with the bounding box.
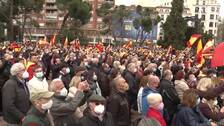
[187,34,201,47]
[95,43,103,52]
[196,39,204,65]
[50,34,56,46]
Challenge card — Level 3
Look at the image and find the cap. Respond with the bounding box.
[30,89,54,101]
[88,94,106,103]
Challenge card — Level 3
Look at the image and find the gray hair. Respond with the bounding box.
[49,78,63,92]
[10,63,25,76]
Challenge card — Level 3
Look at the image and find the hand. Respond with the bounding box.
[77,81,90,91]
[220,106,224,113]
[210,122,217,126]
[64,55,69,62]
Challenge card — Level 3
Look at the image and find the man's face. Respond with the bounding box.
[31,55,38,63]
[17,66,26,79]
[55,81,64,94]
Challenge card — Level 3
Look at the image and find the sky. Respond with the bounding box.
[219,0,224,18]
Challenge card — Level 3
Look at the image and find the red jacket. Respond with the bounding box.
[146,107,167,126]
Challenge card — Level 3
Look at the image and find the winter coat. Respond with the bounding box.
[141,87,158,115]
[107,89,130,126]
[51,91,84,126]
[146,107,166,126]
[174,106,210,126]
[78,111,115,126]
[22,106,54,126]
[159,79,180,123]
[174,79,189,100]
[2,76,30,124]
[97,68,110,97]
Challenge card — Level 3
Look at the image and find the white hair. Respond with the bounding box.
[49,78,63,92]
[113,61,121,69]
[10,63,25,76]
[147,93,162,106]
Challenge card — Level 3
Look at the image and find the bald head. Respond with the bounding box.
[148,75,160,89]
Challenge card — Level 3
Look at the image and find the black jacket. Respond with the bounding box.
[106,89,130,126]
[79,111,115,126]
[51,91,84,126]
[2,76,30,124]
[97,68,110,97]
[159,79,180,121]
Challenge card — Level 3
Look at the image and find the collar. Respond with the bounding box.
[29,106,47,117]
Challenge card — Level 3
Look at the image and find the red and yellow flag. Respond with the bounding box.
[187,34,201,47]
[95,43,103,52]
[203,39,214,53]
[196,39,204,65]
[63,37,68,49]
[50,34,56,46]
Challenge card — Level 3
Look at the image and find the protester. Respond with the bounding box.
[146,93,166,126]
[28,65,49,93]
[141,75,160,115]
[79,94,115,126]
[174,89,217,126]
[2,62,30,125]
[137,76,149,113]
[49,78,89,126]
[22,88,55,126]
[159,69,180,125]
[174,70,189,100]
[107,76,130,126]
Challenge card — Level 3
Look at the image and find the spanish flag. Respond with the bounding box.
[187,34,201,47]
[196,39,204,65]
[63,37,68,49]
[203,39,214,53]
[95,43,103,52]
[50,34,56,46]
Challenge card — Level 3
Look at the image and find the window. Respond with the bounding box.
[201,15,205,20]
[215,23,217,27]
[201,22,204,27]
[196,0,199,5]
[216,15,219,20]
[202,7,205,13]
[195,14,198,18]
[211,7,215,12]
[209,22,213,27]
[210,14,214,19]
[209,30,213,34]
[203,0,206,5]
[217,7,220,13]
[195,7,199,13]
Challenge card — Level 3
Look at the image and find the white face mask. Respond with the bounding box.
[66,68,70,74]
[94,104,105,115]
[41,99,53,110]
[93,74,97,80]
[213,100,218,106]
[170,75,173,80]
[60,88,68,96]
[22,71,29,79]
[133,68,137,73]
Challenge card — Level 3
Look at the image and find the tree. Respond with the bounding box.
[56,0,91,36]
[162,0,187,49]
[0,0,44,41]
[217,20,224,42]
[133,6,160,44]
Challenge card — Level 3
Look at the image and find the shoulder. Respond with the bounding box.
[22,115,41,126]
[3,78,17,89]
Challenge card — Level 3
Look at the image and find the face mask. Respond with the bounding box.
[66,68,70,74]
[93,74,97,80]
[157,102,164,110]
[196,98,200,105]
[60,87,68,96]
[192,78,197,81]
[94,104,105,115]
[153,68,157,72]
[212,74,217,77]
[170,75,173,80]
[36,72,44,79]
[22,71,29,79]
[41,99,53,110]
[213,100,218,106]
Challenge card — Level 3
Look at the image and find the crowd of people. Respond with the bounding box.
[0,42,224,126]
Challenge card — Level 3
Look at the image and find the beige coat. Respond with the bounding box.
[174,79,189,100]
